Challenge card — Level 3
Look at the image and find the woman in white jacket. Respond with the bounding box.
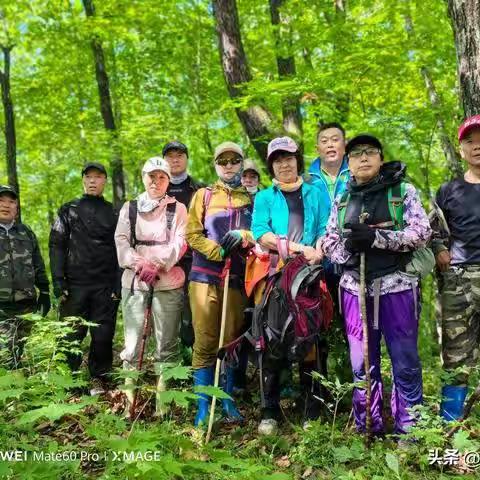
[115,157,187,418]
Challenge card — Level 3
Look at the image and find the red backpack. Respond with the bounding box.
[251,254,333,363]
[219,254,333,404]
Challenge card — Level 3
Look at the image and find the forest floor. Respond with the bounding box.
[0,311,479,479]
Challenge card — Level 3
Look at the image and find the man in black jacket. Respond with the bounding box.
[0,185,50,368]
[163,141,204,349]
[49,163,120,395]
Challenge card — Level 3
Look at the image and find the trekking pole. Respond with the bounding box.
[206,257,232,444]
[358,212,372,447]
[129,284,154,420]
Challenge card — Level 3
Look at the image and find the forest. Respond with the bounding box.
[1,0,480,479]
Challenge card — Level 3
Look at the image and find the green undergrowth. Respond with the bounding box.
[0,306,479,479]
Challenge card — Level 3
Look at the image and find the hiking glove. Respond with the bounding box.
[344,223,376,252]
[37,291,51,317]
[138,261,160,285]
[220,230,243,257]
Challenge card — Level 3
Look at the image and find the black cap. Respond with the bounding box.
[0,185,18,199]
[345,134,383,156]
[81,162,107,176]
[162,141,188,157]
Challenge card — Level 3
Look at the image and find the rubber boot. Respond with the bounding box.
[440,385,468,421]
[193,367,214,427]
[154,375,167,418]
[222,367,244,423]
[123,376,137,420]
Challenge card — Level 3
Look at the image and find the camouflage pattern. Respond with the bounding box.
[440,264,480,382]
[0,300,36,368]
[0,223,48,303]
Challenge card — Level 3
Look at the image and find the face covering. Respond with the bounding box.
[136,191,165,213]
[215,163,244,188]
[170,171,188,185]
[245,185,258,194]
[272,176,303,192]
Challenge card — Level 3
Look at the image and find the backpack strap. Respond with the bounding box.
[165,202,177,242]
[201,187,213,225]
[337,190,350,231]
[129,200,138,248]
[387,182,406,231]
[129,200,177,247]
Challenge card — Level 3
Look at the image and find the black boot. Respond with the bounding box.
[299,361,327,423]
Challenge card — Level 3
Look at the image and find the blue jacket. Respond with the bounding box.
[308,156,350,212]
[252,182,330,246]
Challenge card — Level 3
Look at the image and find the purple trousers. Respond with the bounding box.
[342,287,423,434]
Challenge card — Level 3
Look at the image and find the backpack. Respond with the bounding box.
[128,200,177,248]
[338,181,435,279]
[219,253,333,405]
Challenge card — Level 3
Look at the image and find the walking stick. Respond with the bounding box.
[358,212,372,447]
[129,284,154,419]
[206,257,232,444]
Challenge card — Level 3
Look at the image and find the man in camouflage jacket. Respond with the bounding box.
[0,185,50,368]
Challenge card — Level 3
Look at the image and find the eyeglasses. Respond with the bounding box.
[348,147,380,159]
[215,156,242,167]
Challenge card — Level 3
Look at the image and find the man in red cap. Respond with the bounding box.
[431,114,480,421]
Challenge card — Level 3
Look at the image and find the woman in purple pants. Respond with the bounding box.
[322,134,432,436]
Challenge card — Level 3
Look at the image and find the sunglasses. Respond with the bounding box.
[215,156,243,167]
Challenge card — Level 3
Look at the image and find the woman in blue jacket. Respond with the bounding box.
[252,136,330,435]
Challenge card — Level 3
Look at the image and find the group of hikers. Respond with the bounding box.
[1,114,480,439]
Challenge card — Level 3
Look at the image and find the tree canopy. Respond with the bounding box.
[0,1,463,215]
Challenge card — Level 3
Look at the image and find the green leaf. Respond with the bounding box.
[0,388,25,402]
[333,446,354,463]
[154,364,191,381]
[17,398,96,425]
[385,452,400,477]
[452,430,479,452]
[156,390,198,408]
[194,385,231,400]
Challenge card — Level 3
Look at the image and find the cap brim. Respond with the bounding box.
[346,135,382,154]
[215,150,244,160]
[459,123,480,141]
[267,147,298,161]
[143,168,171,178]
[82,166,107,176]
[0,190,17,199]
[163,146,187,155]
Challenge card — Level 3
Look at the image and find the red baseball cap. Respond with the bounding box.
[458,114,480,141]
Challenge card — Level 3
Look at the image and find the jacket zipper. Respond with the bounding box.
[6,229,14,302]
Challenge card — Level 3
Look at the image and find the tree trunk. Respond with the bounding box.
[447,0,480,117]
[421,67,463,177]
[404,13,463,178]
[269,0,302,140]
[82,0,125,208]
[0,45,20,219]
[213,0,273,161]
[323,1,350,122]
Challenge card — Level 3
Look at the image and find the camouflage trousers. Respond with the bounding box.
[0,300,36,369]
[439,264,480,383]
